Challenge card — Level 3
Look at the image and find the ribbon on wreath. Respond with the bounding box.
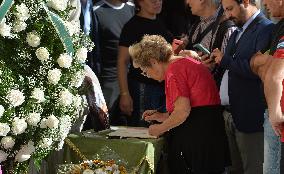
[42,3,75,55]
[0,0,13,22]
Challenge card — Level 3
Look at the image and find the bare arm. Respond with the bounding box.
[149,97,191,136]
[117,46,133,115]
[264,58,284,135]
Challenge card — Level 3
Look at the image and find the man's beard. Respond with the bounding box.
[230,17,244,28]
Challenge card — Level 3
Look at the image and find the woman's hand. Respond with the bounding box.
[148,124,164,137]
[119,94,133,116]
[143,110,166,122]
[178,50,200,60]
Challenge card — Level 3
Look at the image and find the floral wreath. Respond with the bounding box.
[0,0,93,172]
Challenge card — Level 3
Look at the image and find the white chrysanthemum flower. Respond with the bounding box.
[59,89,73,106]
[1,136,15,149]
[105,166,113,171]
[15,3,30,21]
[0,22,11,37]
[47,0,68,11]
[13,20,27,32]
[83,169,95,174]
[64,21,80,36]
[0,150,8,162]
[12,117,27,135]
[57,115,72,149]
[94,168,107,174]
[39,138,52,148]
[76,47,88,63]
[7,89,25,107]
[0,123,10,136]
[45,115,59,129]
[15,141,35,162]
[35,47,49,61]
[113,170,120,174]
[57,53,72,68]
[71,71,85,88]
[26,32,41,47]
[48,68,61,85]
[26,112,41,126]
[73,95,83,108]
[40,118,47,128]
[0,105,4,117]
[31,88,45,103]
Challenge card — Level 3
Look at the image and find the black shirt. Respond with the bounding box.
[93,1,134,80]
[119,15,173,84]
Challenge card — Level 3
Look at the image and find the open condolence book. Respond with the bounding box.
[107,127,157,139]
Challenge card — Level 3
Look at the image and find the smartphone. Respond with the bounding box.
[172,39,184,55]
[193,43,210,55]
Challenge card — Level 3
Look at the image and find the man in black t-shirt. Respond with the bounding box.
[92,0,134,109]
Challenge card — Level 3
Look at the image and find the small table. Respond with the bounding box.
[61,129,165,174]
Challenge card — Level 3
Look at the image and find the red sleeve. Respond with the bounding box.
[273,36,284,59]
[167,74,190,103]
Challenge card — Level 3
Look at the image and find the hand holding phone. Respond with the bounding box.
[193,44,210,55]
[172,39,184,55]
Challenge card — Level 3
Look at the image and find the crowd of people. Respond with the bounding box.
[79,0,284,173]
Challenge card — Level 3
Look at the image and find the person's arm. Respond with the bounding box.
[117,46,133,116]
[264,58,284,135]
[143,110,169,122]
[148,96,191,136]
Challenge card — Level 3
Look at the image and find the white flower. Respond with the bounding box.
[76,47,88,63]
[73,95,83,108]
[48,68,61,85]
[7,89,25,107]
[0,105,4,117]
[59,89,73,106]
[26,32,41,47]
[113,170,120,174]
[83,169,95,174]
[13,20,27,32]
[26,112,41,126]
[94,168,107,174]
[15,141,35,162]
[0,150,8,162]
[1,136,15,149]
[57,53,72,68]
[15,4,30,21]
[45,115,59,129]
[64,21,80,36]
[105,166,112,171]
[31,88,45,103]
[35,47,49,61]
[0,22,11,37]
[47,0,68,11]
[40,118,47,128]
[57,115,72,149]
[12,117,27,135]
[39,138,52,148]
[0,123,10,136]
[71,71,85,88]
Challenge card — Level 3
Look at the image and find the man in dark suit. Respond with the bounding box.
[211,0,274,173]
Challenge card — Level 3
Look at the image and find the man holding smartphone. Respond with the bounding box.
[211,0,274,173]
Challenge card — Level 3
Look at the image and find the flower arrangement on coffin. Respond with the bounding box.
[0,0,93,173]
[71,160,127,174]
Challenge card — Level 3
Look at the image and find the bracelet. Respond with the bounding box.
[120,92,129,96]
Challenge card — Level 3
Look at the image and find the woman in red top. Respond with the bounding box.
[129,35,230,174]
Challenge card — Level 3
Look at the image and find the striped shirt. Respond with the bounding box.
[191,7,236,53]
